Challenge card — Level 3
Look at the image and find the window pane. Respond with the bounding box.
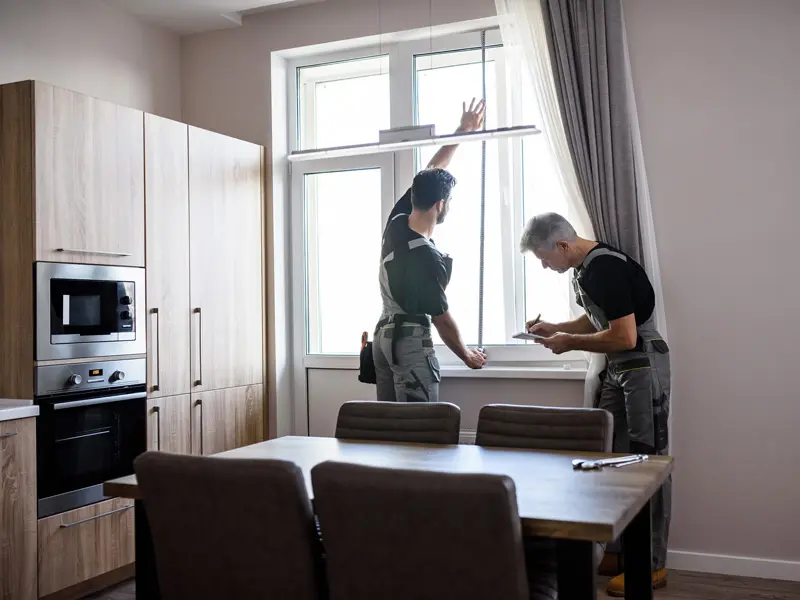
[415,49,508,346]
[298,56,389,150]
[520,78,572,326]
[305,168,382,355]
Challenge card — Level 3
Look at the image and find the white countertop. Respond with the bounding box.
[0,399,39,422]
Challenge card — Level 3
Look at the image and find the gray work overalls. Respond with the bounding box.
[573,247,672,571]
[373,232,452,403]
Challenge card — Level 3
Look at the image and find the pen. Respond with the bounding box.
[528,313,541,332]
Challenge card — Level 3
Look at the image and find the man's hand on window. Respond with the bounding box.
[457,97,486,133]
[463,347,487,369]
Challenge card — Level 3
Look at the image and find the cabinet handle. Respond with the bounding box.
[0,432,18,439]
[151,308,161,392]
[194,308,203,387]
[55,248,132,257]
[59,505,133,528]
[196,399,204,455]
[152,405,161,451]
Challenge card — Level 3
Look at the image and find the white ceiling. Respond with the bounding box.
[103,0,325,35]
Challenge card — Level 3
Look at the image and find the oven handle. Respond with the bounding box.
[52,391,147,411]
[59,505,134,528]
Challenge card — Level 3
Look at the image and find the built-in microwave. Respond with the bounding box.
[35,262,146,361]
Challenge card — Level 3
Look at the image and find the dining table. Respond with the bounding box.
[105,435,673,600]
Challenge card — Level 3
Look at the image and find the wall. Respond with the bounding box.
[0,0,181,119]
[624,0,800,575]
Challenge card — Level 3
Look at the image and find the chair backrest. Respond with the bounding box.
[475,404,613,452]
[311,461,529,600]
[134,451,324,600]
[335,400,461,444]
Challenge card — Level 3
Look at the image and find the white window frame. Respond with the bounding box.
[288,30,586,368]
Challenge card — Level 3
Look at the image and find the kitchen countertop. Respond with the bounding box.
[0,399,39,422]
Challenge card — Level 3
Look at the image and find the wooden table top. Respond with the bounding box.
[105,436,673,542]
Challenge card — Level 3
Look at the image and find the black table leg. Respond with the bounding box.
[556,539,596,599]
[623,499,653,600]
[134,500,160,600]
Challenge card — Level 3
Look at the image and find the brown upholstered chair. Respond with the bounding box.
[335,400,461,444]
[476,404,614,597]
[134,451,325,600]
[475,404,613,452]
[311,461,531,600]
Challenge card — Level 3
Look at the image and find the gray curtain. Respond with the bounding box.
[540,0,643,263]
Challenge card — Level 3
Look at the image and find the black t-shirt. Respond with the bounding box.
[578,243,655,325]
[381,188,450,317]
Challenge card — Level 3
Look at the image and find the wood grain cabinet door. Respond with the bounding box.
[34,82,145,266]
[146,395,192,455]
[191,385,264,456]
[144,114,191,397]
[188,126,263,393]
[0,418,37,600]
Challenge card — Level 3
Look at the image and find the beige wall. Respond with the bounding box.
[624,0,800,564]
[181,0,800,571]
[0,0,181,119]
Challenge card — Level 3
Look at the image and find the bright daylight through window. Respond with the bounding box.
[294,36,574,359]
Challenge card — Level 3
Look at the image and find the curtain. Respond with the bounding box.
[494,0,669,409]
[539,0,643,264]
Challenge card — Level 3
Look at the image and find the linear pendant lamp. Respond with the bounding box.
[287,124,541,162]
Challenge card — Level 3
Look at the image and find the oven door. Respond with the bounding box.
[36,388,146,518]
[36,262,146,360]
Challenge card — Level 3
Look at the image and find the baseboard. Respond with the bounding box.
[668,550,800,582]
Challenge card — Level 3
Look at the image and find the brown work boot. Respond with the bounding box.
[606,568,667,597]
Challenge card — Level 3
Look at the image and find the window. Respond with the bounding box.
[290,32,580,363]
[297,55,390,150]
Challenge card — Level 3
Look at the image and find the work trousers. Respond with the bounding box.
[598,342,672,571]
[373,324,441,402]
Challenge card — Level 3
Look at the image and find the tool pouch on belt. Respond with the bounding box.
[358,332,376,384]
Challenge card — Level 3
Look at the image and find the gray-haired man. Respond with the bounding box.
[520,212,671,596]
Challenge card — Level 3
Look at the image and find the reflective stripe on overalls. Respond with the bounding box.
[572,247,672,570]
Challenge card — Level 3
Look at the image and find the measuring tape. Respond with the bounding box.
[477,29,488,353]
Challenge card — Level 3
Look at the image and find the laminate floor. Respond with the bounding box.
[89,571,800,600]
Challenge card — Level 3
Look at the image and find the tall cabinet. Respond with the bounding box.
[144,115,265,455]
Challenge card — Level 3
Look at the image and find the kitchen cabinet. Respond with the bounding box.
[144,114,191,397]
[191,385,264,456]
[0,417,37,600]
[189,126,264,393]
[146,395,192,454]
[38,498,134,598]
[33,82,145,267]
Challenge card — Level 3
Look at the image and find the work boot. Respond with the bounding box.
[606,568,667,597]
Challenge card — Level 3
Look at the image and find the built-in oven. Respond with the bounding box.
[35,262,146,361]
[35,358,147,518]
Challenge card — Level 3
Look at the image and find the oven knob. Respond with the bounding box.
[120,310,132,320]
[110,371,125,383]
[67,374,82,386]
[120,296,132,305]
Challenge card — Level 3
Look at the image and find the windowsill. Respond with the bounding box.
[440,364,587,380]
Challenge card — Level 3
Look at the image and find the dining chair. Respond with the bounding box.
[334,400,461,444]
[134,451,325,600]
[476,404,614,594]
[475,404,613,452]
[311,461,533,600]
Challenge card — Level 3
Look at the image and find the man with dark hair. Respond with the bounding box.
[374,99,487,402]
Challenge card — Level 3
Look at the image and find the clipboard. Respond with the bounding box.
[512,331,546,341]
